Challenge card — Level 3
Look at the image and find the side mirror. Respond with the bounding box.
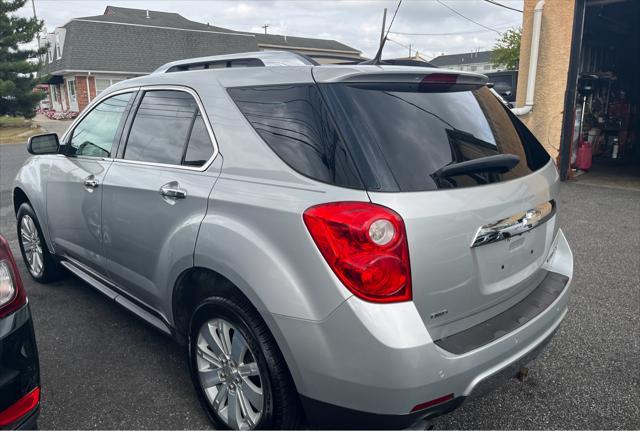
[27,133,60,155]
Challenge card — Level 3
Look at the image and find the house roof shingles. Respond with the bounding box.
[43,6,360,75]
[45,20,258,74]
[252,33,358,52]
[82,6,234,33]
[430,50,493,67]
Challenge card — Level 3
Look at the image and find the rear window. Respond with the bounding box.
[229,83,550,192]
[322,84,550,192]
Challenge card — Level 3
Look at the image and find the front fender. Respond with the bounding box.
[13,155,54,251]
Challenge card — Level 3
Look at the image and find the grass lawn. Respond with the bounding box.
[0,116,43,144]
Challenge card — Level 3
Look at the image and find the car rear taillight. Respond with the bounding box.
[0,235,26,319]
[0,387,40,427]
[303,202,412,303]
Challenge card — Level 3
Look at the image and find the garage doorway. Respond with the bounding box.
[566,0,640,190]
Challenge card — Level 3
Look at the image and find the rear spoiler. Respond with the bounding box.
[312,66,487,88]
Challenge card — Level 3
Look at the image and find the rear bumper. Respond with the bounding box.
[301,325,557,429]
[274,229,573,428]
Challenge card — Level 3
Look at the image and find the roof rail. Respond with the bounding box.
[152,50,318,74]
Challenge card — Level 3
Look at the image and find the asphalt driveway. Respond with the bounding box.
[0,141,638,429]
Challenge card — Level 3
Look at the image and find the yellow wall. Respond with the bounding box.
[516,0,576,160]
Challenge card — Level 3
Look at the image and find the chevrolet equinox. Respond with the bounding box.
[14,51,573,429]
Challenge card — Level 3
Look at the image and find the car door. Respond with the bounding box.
[46,91,135,274]
[101,87,220,310]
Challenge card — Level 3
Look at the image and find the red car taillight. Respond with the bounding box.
[303,202,412,303]
[0,387,40,427]
[0,235,26,319]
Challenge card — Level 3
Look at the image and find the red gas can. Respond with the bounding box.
[576,141,592,171]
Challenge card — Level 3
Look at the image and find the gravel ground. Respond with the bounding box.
[1,142,638,429]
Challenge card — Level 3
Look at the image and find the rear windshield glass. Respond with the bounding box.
[229,83,550,192]
[321,83,550,192]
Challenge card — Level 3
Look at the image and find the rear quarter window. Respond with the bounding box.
[227,84,363,189]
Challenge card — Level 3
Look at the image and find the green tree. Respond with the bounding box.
[491,27,521,70]
[0,0,45,118]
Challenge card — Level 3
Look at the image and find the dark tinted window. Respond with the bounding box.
[322,84,550,192]
[183,113,214,166]
[69,92,132,157]
[228,85,363,189]
[125,91,197,165]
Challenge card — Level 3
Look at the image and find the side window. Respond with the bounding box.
[124,90,213,166]
[227,84,363,188]
[68,92,132,157]
[183,113,214,166]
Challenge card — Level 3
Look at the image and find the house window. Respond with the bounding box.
[484,65,491,70]
[95,78,124,95]
[67,79,77,109]
[55,34,62,59]
[470,65,477,71]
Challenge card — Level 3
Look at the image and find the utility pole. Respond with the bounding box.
[379,8,387,46]
[261,24,270,35]
[31,0,41,48]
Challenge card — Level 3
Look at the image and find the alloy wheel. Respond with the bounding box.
[20,215,44,277]
[196,318,264,429]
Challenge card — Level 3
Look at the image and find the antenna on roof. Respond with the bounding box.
[379,8,387,47]
[361,0,402,65]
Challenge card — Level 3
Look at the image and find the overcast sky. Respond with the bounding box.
[16,0,524,60]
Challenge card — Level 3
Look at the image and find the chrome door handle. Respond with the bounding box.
[160,184,187,199]
[83,177,99,188]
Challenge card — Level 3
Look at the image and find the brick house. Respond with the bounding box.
[40,6,362,112]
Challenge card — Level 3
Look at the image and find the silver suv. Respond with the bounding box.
[14,51,573,429]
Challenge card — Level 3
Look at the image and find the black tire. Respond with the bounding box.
[188,290,304,430]
[16,203,64,283]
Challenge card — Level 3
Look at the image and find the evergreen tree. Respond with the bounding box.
[0,0,45,118]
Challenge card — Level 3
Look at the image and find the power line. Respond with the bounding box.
[483,0,523,13]
[389,22,519,36]
[435,0,502,35]
[384,0,402,40]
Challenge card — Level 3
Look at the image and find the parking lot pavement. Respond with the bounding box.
[1,141,638,429]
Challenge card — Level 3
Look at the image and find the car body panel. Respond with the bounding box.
[367,160,560,340]
[13,156,55,252]
[45,156,112,274]
[273,229,572,414]
[102,157,222,313]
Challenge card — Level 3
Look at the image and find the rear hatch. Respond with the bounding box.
[316,67,558,340]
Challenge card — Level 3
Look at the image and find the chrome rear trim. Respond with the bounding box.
[471,200,556,248]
